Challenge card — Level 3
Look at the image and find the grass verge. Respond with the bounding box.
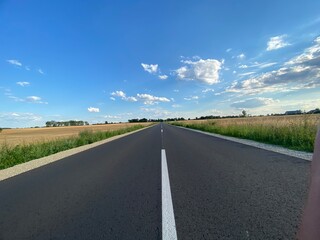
[171,118,318,153]
[0,125,146,170]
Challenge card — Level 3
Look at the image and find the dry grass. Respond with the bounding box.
[172,114,320,152]
[186,115,320,128]
[0,123,152,147]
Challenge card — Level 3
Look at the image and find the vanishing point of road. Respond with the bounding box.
[0,124,310,239]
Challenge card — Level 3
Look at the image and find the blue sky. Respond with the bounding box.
[1,0,320,128]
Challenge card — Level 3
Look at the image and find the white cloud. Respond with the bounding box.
[111,91,138,102]
[202,88,215,93]
[111,90,126,98]
[159,75,168,80]
[26,96,41,102]
[110,97,116,101]
[137,93,170,105]
[111,90,169,105]
[184,96,199,101]
[104,115,120,119]
[6,59,22,67]
[126,96,138,102]
[239,62,277,69]
[16,81,30,87]
[226,48,232,52]
[238,72,256,77]
[175,58,222,85]
[227,36,320,95]
[285,36,320,66]
[173,89,179,92]
[239,65,248,69]
[267,35,290,51]
[237,53,246,60]
[38,69,44,74]
[25,66,31,71]
[141,63,158,74]
[88,107,100,113]
[25,96,48,104]
[231,97,279,109]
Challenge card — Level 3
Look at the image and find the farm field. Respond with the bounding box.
[172,114,320,152]
[0,122,152,147]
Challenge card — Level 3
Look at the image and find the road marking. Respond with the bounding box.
[161,149,178,240]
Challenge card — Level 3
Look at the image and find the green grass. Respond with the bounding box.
[171,119,317,152]
[0,125,145,170]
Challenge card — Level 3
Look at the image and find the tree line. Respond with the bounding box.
[45,120,89,127]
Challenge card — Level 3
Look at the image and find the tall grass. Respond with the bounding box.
[0,125,145,170]
[171,115,319,152]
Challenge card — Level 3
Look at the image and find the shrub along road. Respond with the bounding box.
[0,124,310,239]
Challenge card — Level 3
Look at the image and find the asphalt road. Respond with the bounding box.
[0,123,310,239]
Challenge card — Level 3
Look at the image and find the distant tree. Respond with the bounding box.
[241,110,247,117]
[105,121,108,124]
[0,128,2,133]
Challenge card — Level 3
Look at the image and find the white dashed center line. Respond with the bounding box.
[161,149,178,240]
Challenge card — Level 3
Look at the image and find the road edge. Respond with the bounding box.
[171,124,313,161]
[0,124,157,181]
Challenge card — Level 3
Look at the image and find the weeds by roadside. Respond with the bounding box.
[0,125,145,170]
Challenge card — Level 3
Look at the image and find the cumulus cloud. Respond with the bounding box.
[137,93,170,105]
[111,91,138,102]
[88,107,100,113]
[231,97,279,109]
[159,75,168,80]
[126,96,138,102]
[111,90,126,98]
[111,90,170,105]
[6,59,22,66]
[110,97,116,101]
[227,36,320,95]
[175,58,222,85]
[267,35,290,51]
[16,81,30,87]
[141,63,158,74]
[285,36,320,66]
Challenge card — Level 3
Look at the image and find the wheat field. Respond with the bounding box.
[0,123,152,147]
[173,114,320,152]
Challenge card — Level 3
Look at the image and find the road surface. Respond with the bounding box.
[0,124,310,239]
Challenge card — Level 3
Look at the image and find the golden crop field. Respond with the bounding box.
[0,122,152,147]
[173,114,320,152]
[185,114,320,128]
